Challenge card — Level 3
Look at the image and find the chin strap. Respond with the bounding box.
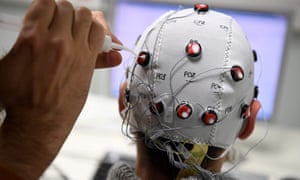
[176,144,208,180]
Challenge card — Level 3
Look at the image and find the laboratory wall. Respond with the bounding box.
[273,31,300,127]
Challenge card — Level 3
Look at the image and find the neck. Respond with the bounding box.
[135,137,226,180]
[135,139,179,180]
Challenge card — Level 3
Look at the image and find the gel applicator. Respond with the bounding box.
[101,35,137,56]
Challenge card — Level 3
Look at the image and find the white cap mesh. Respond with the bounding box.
[126,7,255,149]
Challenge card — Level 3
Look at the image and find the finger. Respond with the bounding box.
[73,7,93,42]
[95,51,122,68]
[49,0,74,34]
[91,11,110,50]
[92,11,123,46]
[92,11,121,43]
[92,11,110,31]
[22,0,56,30]
[88,20,105,52]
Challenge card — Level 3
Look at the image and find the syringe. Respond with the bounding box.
[101,35,137,56]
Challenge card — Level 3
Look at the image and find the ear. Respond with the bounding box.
[238,99,261,140]
[118,82,127,116]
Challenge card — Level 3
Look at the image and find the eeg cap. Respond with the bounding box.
[125,5,255,149]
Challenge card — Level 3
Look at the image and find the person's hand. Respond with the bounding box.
[92,11,123,68]
[0,0,122,179]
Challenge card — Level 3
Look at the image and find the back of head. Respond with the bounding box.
[121,3,258,176]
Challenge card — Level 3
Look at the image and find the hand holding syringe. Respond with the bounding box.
[0,1,133,178]
[0,12,136,55]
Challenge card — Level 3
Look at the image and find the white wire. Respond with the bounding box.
[219,105,269,176]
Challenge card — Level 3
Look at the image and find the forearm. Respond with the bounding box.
[0,164,23,180]
[0,132,51,179]
[0,108,76,179]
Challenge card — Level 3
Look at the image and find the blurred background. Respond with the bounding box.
[0,0,300,179]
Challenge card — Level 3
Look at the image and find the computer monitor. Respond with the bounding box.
[110,0,288,121]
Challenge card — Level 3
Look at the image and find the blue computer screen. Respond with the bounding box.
[111,0,288,120]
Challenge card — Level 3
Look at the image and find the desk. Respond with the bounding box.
[42,94,300,180]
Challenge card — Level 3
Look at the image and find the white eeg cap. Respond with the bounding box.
[126,5,255,149]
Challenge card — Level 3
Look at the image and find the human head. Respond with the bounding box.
[118,3,261,176]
